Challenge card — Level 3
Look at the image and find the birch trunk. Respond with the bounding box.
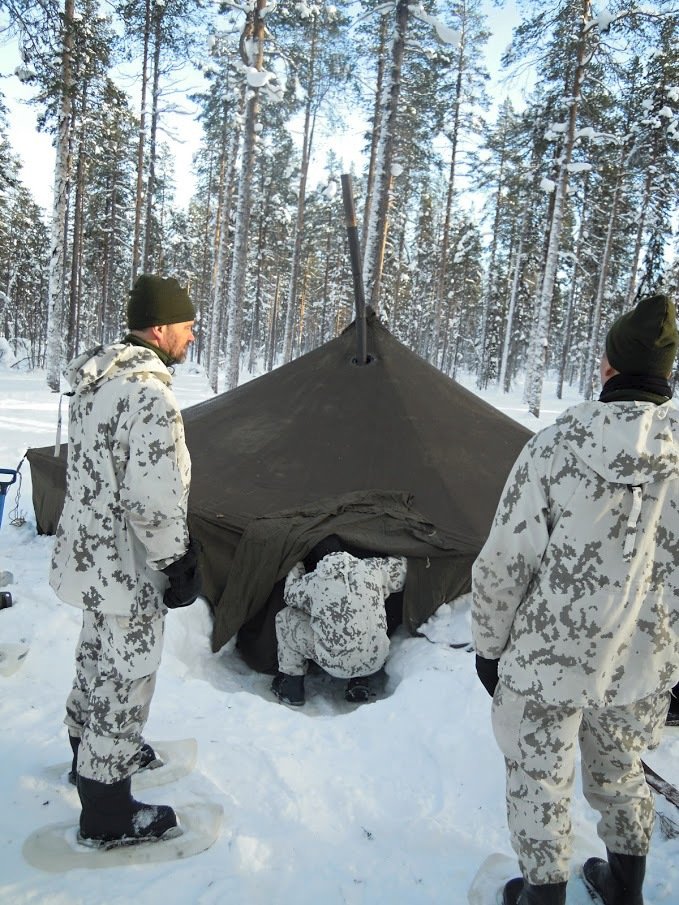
[45,0,75,392]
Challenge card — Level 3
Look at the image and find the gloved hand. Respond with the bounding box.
[475,654,500,697]
[162,539,201,609]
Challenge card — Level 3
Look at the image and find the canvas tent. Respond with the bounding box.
[26,312,531,672]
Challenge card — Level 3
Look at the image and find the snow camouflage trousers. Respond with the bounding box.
[275,604,390,679]
[492,681,670,885]
[65,610,164,783]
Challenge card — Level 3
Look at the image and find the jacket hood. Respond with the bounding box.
[63,343,171,395]
[558,400,679,485]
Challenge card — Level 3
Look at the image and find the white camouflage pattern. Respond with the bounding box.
[472,400,679,708]
[276,552,407,678]
[491,681,668,885]
[472,398,679,886]
[51,342,190,782]
[50,343,191,618]
[65,610,164,782]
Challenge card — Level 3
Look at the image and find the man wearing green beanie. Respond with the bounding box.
[471,293,679,905]
[125,273,197,366]
[50,273,200,850]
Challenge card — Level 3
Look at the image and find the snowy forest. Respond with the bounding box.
[0,0,678,417]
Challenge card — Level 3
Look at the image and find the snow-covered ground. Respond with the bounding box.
[0,362,677,904]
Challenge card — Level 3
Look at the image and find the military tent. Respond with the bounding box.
[26,311,531,672]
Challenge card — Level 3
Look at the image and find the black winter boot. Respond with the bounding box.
[68,734,80,785]
[271,672,305,706]
[345,675,371,703]
[502,876,567,905]
[667,684,679,726]
[582,849,645,905]
[68,737,162,785]
[137,741,163,771]
[76,774,181,848]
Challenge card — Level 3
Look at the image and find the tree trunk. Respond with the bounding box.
[66,109,87,359]
[555,175,590,399]
[583,166,624,399]
[432,31,465,367]
[525,0,592,418]
[361,14,388,251]
[362,0,409,312]
[143,3,163,273]
[131,0,152,284]
[499,232,524,393]
[45,0,75,392]
[281,18,319,363]
[207,90,243,394]
[223,0,266,391]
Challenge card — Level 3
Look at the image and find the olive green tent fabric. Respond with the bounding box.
[26,312,531,672]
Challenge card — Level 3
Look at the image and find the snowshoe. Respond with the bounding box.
[76,774,181,849]
[271,672,305,706]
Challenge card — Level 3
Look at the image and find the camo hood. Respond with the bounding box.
[558,400,679,486]
[472,399,679,708]
[63,343,172,396]
[50,342,190,618]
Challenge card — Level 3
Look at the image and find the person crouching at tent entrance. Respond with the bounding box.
[471,292,679,905]
[49,274,201,850]
[271,535,407,706]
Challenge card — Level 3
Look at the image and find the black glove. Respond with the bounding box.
[475,654,500,697]
[162,539,201,609]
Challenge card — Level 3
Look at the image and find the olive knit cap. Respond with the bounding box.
[127,274,195,329]
[605,293,678,378]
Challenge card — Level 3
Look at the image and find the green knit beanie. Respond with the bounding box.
[605,293,678,378]
[127,274,195,329]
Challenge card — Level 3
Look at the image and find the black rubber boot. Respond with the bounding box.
[583,849,645,905]
[502,876,567,904]
[137,741,163,771]
[667,684,679,726]
[68,734,80,785]
[345,675,371,703]
[76,774,180,848]
[68,737,162,785]
[271,672,305,706]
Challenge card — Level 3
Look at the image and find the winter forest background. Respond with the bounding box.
[0,0,678,418]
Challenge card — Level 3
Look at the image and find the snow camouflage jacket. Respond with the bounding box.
[284,552,407,676]
[472,400,679,708]
[50,343,191,618]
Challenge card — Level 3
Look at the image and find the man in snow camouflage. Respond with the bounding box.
[50,274,200,848]
[272,535,407,706]
[471,293,679,905]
